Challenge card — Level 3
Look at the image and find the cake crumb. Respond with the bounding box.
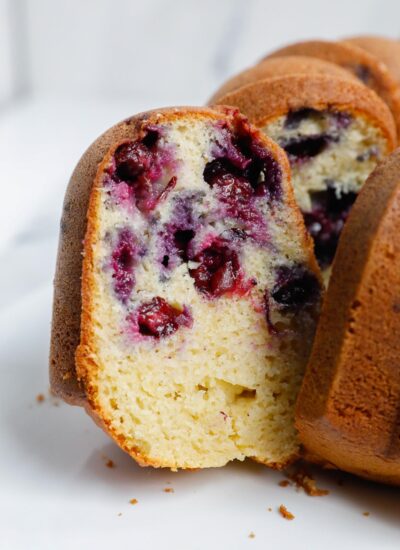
[248,532,255,539]
[279,480,290,487]
[129,498,138,505]
[163,487,174,493]
[118,512,122,517]
[36,393,45,403]
[267,507,272,512]
[279,505,295,520]
[284,467,329,496]
[105,459,115,469]
[363,512,370,517]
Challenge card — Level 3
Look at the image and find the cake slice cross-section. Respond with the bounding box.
[50,107,322,470]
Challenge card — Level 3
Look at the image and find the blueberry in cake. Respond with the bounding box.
[50,107,322,469]
[212,75,396,276]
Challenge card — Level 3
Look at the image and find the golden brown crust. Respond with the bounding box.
[266,40,400,137]
[52,105,319,468]
[296,148,400,486]
[210,55,357,103]
[344,36,400,86]
[212,74,397,151]
[50,107,227,405]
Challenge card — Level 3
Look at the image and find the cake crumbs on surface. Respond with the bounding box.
[248,532,255,539]
[363,512,370,517]
[279,504,295,520]
[105,459,115,468]
[36,393,45,403]
[129,498,138,505]
[267,507,272,512]
[163,487,174,493]
[284,466,329,496]
[279,480,290,487]
[118,512,122,516]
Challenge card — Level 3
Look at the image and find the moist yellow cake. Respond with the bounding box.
[50,107,322,469]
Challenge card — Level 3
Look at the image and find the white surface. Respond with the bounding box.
[1,99,400,550]
[0,285,399,550]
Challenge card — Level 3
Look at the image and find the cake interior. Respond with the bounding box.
[264,108,388,272]
[79,113,320,469]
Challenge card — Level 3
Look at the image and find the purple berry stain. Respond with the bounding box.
[271,264,320,312]
[207,120,282,205]
[111,125,175,213]
[111,228,137,303]
[281,109,352,165]
[303,186,357,268]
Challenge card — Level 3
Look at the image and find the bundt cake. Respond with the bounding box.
[296,149,400,486]
[344,35,400,86]
[50,106,322,470]
[210,55,357,104]
[212,75,396,276]
[265,39,400,136]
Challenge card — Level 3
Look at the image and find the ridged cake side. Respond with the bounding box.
[296,149,400,486]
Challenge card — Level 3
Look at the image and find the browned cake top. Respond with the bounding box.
[212,74,397,150]
[344,35,400,86]
[266,39,400,136]
[209,55,356,103]
[296,148,400,486]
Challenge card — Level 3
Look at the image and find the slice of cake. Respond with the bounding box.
[296,149,400,486]
[212,75,396,277]
[265,39,400,136]
[50,106,322,469]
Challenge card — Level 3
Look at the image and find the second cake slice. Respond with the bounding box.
[212,75,396,277]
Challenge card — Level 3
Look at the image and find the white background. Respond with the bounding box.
[0,1,399,548]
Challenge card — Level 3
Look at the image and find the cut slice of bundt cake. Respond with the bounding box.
[265,39,400,136]
[50,107,322,469]
[212,75,396,277]
[296,149,400,486]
